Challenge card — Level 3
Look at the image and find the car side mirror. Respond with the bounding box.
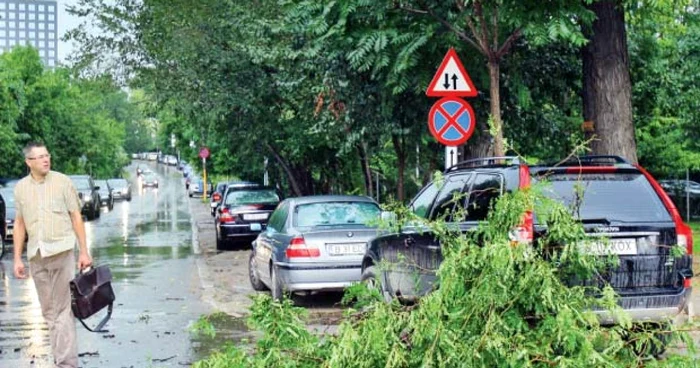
[94,186,100,191]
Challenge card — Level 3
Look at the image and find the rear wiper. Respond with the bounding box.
[579,218,611,225]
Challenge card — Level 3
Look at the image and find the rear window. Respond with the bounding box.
[225,189,279,206]
[535,173,672,223]
[71,177,91,190]
[293,201,380,228]
[108,179,127,187]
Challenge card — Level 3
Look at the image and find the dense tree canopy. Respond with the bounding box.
[57,0,700,197]
[0,46,146,179]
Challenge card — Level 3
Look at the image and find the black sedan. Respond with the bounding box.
[215,187,280,250]
[95,180,114,210]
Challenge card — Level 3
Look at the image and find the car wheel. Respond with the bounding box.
[215,229,227,251]
[270,265,284,301]
[94,204,101,218]
[108,200,114,211]
[361,265,392,303]
[248,252,268,291]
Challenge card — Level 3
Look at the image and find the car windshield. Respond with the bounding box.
[95,180,108,188]
[293,201,381,228]
[108,179,127,187]
[224,189,279,206]
[144,174,157,181]
[0,189,15,207]
[71,177,91,190]
[535,173,672,223]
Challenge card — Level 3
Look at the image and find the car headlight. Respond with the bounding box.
[83,194,92,201]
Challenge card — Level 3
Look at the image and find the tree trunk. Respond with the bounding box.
[356,142,373,198]
[264,141,304,196]
[582,0,637,163]
[487,60,504,157]
[391,134,405,202]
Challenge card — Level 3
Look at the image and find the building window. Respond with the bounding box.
[0,20,5,28]
[19,31,25,38]
[39,23,45,30]
[8,21,15,28]
[48,60,55,67]
[19,21,25,29]
[19,12,25,20]
[0,3,5,10]
[8,30,15,38]
[49,49,55,57]
[8,11,15,20]
[0,39,5,47]
[48,23,54,31]
[48,5,55,13]
[39,14,44,21]
[29,4,36,11]
[9,3,15,10]
[48,14,55,21]
[28,22,35,29]
[9,39,16,46]
[49,32,55,39]
[39,32,44,39]
[19,4,25,11]
[29,31,35,38]
[0,30,5,37]
[39,5,45,12]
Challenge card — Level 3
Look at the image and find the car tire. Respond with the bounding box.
[270,265,284,301]
[94,205,100,219]
[248,252,268,291]
[361,265,392,303]
[215,229,227,251]
[108,200,114,211]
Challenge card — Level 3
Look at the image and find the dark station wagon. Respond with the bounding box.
[362,156,693,327]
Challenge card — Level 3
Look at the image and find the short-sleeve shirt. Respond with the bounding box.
[14,171,82,260]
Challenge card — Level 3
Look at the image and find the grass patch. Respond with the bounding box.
[689,221,700,255]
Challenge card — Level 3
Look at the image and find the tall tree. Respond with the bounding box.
[582,0,638,163]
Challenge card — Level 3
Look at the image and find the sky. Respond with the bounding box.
[56,0,80,63]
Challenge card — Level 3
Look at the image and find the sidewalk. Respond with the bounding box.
[189,196,255,317]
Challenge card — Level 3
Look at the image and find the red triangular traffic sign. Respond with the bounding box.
[426,48,478,97]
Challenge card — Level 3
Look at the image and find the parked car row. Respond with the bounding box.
[217,155,693,350]
[68,174,132,220]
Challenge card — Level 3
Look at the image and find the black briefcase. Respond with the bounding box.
[69,265,115,333]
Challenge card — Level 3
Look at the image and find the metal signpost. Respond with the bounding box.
[199,147,210,199]
[426,47,478,169]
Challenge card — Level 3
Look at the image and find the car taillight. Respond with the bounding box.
[510,210,534,245]
[213,193,221,202]
[636,164,693,256]
[510,165,534,245]
[286,236,320,258]
[220,208,236,224]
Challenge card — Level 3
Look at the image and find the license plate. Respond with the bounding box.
[327,242,366,256]
[250,223,262,231]
[244,213,268,221]
[582,238,637,255]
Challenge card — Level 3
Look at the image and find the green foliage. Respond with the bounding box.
[0,47,139,178]
[193,186,697,367]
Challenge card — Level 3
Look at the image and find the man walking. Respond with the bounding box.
[13,142,92,368]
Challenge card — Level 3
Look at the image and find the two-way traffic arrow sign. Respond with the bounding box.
[426,48,478,97]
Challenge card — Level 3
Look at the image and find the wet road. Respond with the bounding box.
[0,162,213,368]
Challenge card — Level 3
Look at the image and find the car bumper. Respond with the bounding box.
[219,223,266,238]
[112,191,130,200]
[275,262,362,292]
[593,288,692,325]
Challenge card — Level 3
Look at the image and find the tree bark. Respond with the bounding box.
[263,141,304,196]
[356,142,373,198]
[582,0,638,163]
[487,59,504,156]
[391,134,406,202]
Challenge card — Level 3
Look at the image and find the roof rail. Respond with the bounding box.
[446,156,522,172]
[554,155,630,167]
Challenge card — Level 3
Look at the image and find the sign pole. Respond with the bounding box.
[203,157,207,200]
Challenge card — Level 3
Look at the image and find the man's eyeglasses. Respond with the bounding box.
[27,154,51,160]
